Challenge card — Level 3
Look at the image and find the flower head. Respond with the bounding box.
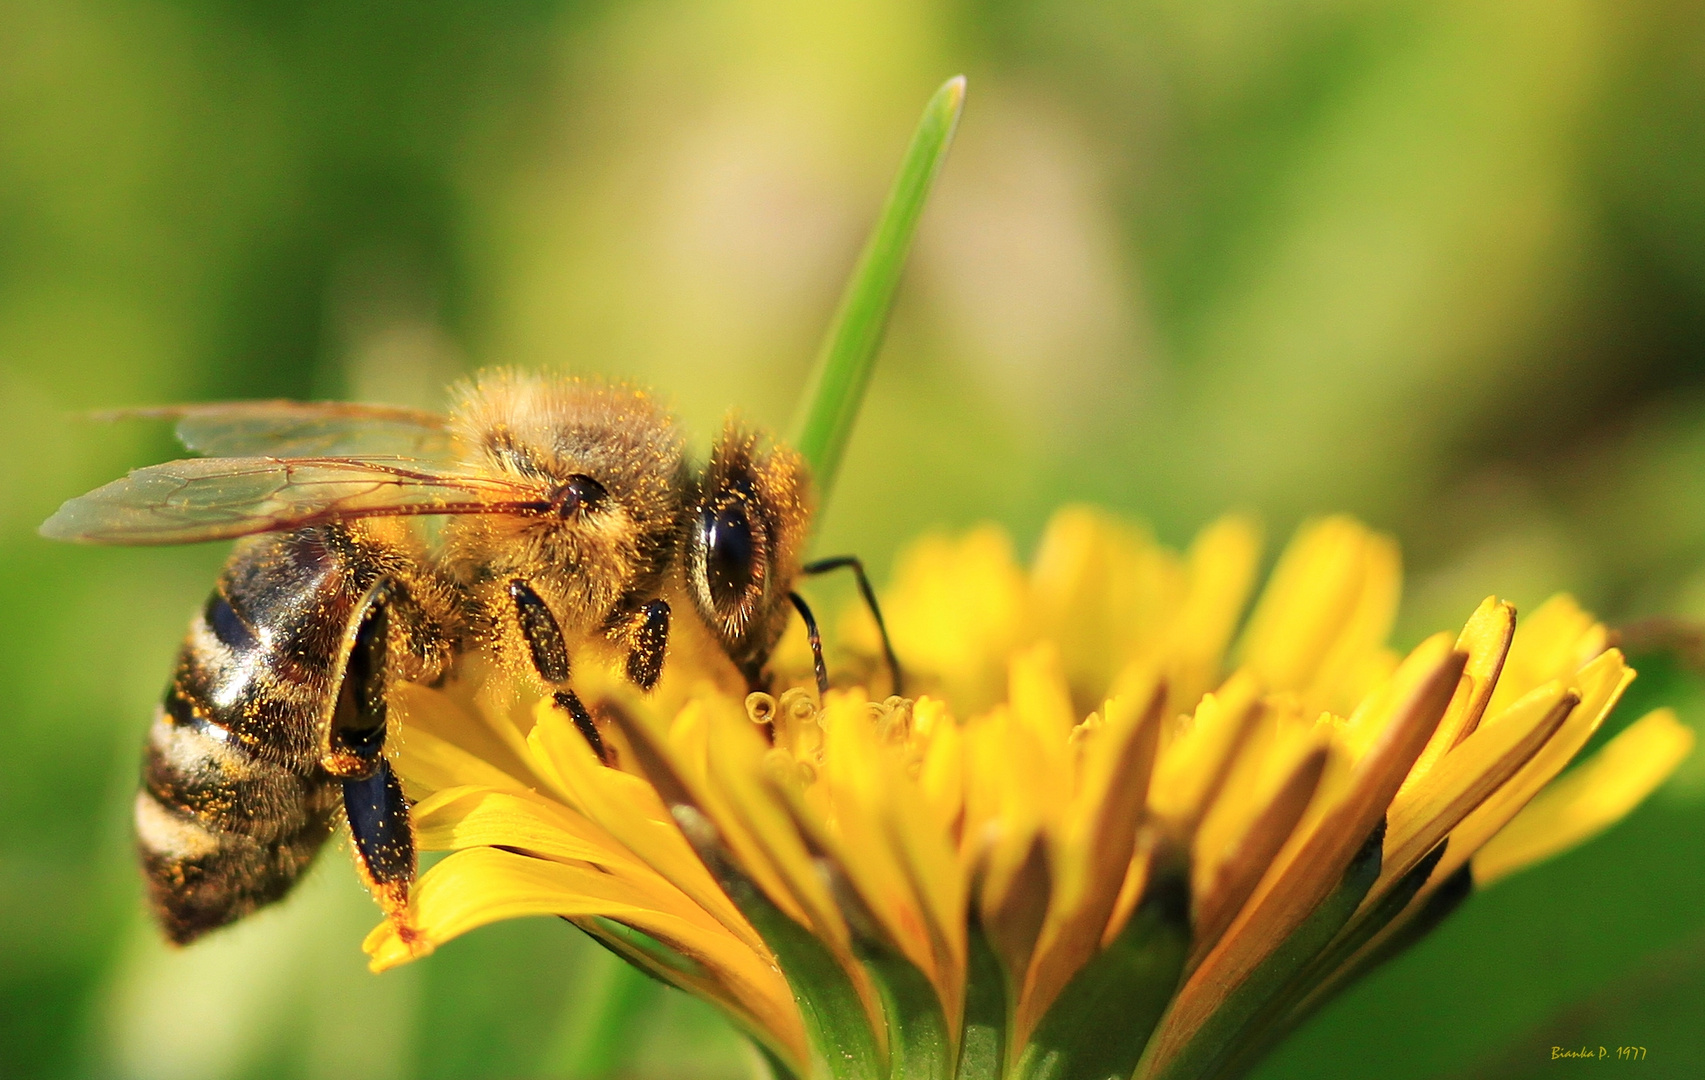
[364,507,1692,1080]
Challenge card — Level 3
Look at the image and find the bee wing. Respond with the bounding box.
[41,457,548,545]
[97,402,455,459]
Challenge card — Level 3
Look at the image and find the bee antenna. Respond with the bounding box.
[788,592,829,698]
[801,556,903,696]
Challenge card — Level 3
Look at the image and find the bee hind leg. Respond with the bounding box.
[328,580,417,933]
[343,761,416,931]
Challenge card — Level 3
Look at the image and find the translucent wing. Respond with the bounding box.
[40,457,549,545]
[97,401,455,459]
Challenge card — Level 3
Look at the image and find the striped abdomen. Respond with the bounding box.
[137,525,443,944]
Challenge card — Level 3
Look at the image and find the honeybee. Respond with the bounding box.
[42,371,899,943]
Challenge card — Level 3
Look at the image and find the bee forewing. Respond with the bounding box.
[96,401,455,459]
[40,457,548,545]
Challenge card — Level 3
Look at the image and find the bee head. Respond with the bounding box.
[686,422,813,681]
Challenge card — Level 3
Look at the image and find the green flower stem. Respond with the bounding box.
[790,75,966,504]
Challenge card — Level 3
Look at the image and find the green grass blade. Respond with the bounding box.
[790,75,966,502]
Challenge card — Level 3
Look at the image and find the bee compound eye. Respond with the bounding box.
[700,497,756,613]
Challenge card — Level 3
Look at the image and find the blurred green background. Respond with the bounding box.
[4,0,1705,1077]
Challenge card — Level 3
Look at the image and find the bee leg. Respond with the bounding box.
[802,555,903,695]
[330,581,394,767]
[508,580,570,684]
[327,581,416,928]
[624,599,670,692]
[788,592,830,698]
[553,689,609,764]
[508,579,609,763]
[343,761,415,927]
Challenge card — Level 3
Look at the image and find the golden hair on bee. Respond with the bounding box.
[441,371,690,680]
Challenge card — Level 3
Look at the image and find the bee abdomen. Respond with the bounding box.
[135,785,336,945]
[134,524,365,942]
[143,698,323,838]
[180,580,338,766]
[138,700,341,943]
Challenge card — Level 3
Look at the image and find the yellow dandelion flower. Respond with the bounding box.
[361,508,1693,1080]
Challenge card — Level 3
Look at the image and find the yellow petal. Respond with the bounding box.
[1165,515,1262,716]
[1431,648,1633,885]
[1144,635,1462,1073]
[1375,680,1574,903]
[1030,505,1185,702]
[697,700,857,951]
[1100,828,1160,950]
[1188,733,1329,967]
[1018,680,1166,1040]
[401,660,547,778]
[411,785,637,871]
[1236,516,1401,717]
[811,692,967,1026]
[982,829,1051,980]
[916,699,965,834]
[1483,594,1607,716]
[651,696,825,936]
[363,847,807,1070]
[526,698,771,960]
[969,707,1061,940]
[393,724,537,802]
[1008,641,1080,744]
[1395,597,1516,797]
[1149,672,1262,832]
[674,696,902,1065]
[1474,709,1695,885]
[884,526,1029,713]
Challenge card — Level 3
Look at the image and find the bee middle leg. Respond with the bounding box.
[623,599,670,692]
[507,579,609,763]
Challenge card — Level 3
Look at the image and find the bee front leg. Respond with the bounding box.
[801,555,903,695]
[507,579,608,763]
